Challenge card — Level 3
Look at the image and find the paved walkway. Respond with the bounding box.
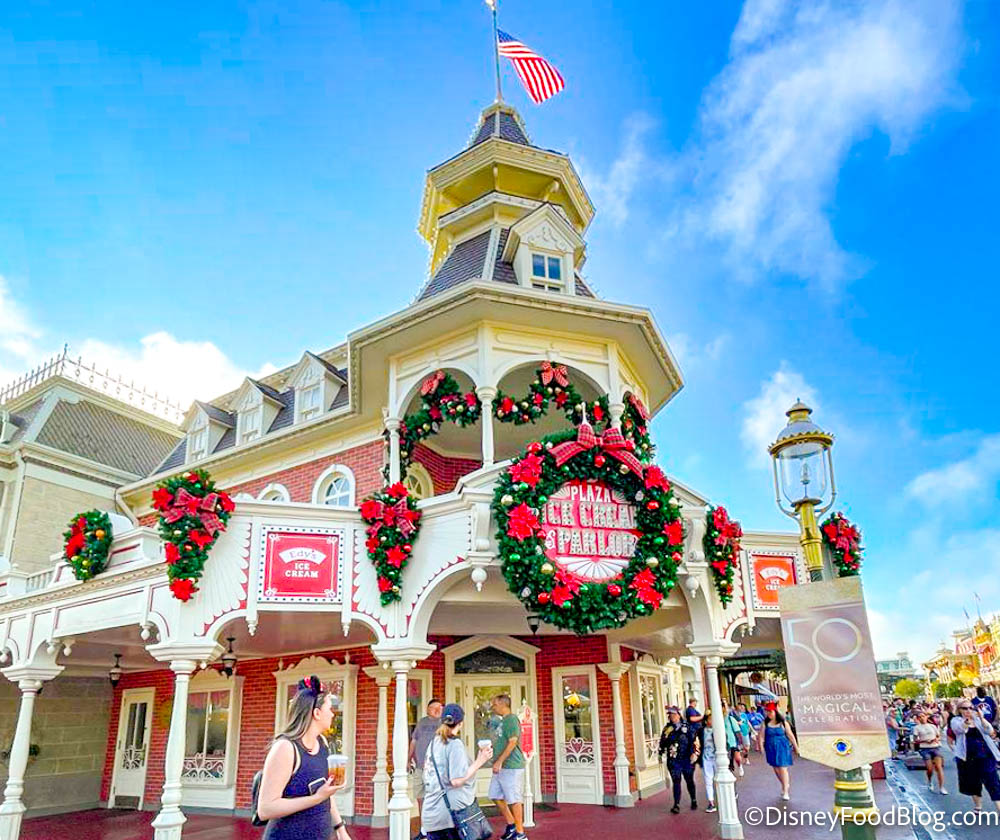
[20,755,914,840]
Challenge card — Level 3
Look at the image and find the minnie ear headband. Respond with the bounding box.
[764,701,778,712]
[297,675,323,706]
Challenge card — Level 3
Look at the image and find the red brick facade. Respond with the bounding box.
[101,634,639,815]
[411,444,482,495]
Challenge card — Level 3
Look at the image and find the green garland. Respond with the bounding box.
[62,510,113,581]
[394,370,482,481]
[360,483,422,605]
[622,393,655,463]
[152,468,235,601]
[491,427,683,634]
[821,512,862,576]
[703,505,742,605]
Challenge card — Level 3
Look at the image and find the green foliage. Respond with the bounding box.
[820,512,863,576]
[944,679,966,698]
[894,678,923,700]
[360,484,422,605]
[491,427,681,635]
[704,505,742,605]
[62,509,113,581]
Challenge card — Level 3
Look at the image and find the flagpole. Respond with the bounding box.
[490,0,503,102]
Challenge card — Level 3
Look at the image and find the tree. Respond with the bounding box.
[894,678,923,700]
[944,679,966,698]
[932,681,946,699]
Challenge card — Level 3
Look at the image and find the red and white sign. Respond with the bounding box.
[751,553,797,608]
[518,703,536,759]
[541,480,639,582]
[261,530,341,602]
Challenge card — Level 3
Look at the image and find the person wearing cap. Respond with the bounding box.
[658,706,700,813]
[756,702,798,800]
[421,703,494,840]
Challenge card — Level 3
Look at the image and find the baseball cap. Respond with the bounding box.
[441,703,465,725]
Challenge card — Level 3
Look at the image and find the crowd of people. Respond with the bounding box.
[885,686,1000,813]
[656,697,799,813]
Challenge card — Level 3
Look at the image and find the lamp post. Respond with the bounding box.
[769,401,877,840]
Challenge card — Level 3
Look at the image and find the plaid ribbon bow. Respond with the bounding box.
[162,487,225,534]
[539,361,570,387]
[372,498,419,537]
[550,423,644,476]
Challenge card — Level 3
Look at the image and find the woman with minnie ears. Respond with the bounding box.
[258,676,352,839]
[756,702,799,801]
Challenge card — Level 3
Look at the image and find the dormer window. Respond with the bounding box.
[299,384,322,421]
[240,407,262,443]
[531,253,562,292]
[189,424,208,461]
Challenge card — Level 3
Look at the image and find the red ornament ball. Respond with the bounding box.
[647,500,660,510]
[594,454,606,467]
[537,591,551,605]
[608,584,622,597]
[528,441,543,454]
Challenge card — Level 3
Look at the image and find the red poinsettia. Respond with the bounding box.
[532,392,544,406]
[554,391,568,407]
[630,568,662,608]
[164,542,180,565]
[509,454,543,488]
[713,506,730,530]
[385,482,407,499]
[506,504,540,540]
[663,520,684,546]
[500,396,515,414]
[385,545,407,568]
[377,577,393,593]
[551,585,575,607]
[360,499,381,520]
[592,403,604,422]
[152,487,173,511]
[464,392,479,409]
[169,577,196,602]
[188,530,215,550]
[365,535,379,552]
[644,465,670,492]
[429,405,443,421]
[217,492,235,513]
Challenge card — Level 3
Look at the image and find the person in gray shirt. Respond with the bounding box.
[409,698,443,840]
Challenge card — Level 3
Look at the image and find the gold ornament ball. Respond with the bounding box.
[95,529,106,540]
[619,464,629,474]
[646,556,660,568]
[501,494,514,506]
[540,562,555,575]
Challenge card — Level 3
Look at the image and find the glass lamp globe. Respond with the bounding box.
[769,400,835,509]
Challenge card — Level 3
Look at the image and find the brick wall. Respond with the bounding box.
[411,444,481,495]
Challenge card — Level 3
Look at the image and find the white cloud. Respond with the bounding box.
[667,332,731,371]
[578,114,656,227]
[740,364,819,466]
[906,434,1000,508]
[670,0,964,286]
[0,281,276,414]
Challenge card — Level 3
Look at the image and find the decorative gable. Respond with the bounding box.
[502,204,586,295]
[286,352,346,424]
[183,402,233,462]
[232,379,282,445]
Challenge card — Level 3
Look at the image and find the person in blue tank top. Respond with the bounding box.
[755,702,799,801]
[258,675,352,840]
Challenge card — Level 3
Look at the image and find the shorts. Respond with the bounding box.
[919,747,942,762]
[488,768,525,804]
[409,767,426,799]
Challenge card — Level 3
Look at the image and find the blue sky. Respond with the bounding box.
[1,1,998,663]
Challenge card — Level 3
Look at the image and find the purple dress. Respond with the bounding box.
[263,738,333,840]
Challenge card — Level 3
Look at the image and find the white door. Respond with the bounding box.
[453,676,529,799]
[552,667,603,804]
[110,689,154,808]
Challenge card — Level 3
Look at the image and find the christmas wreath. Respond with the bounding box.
[152,468,235,601]
[360,482,422,605]
[395,370,481,480]
[703,505,743,605]
[492,362,588,426]
[821,512,862,576]
[62,510,113,581]
[491,423,684,634]
[622,393,655,463]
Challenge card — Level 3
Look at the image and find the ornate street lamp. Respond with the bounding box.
[220,637,238,678]
[769,400,836,581]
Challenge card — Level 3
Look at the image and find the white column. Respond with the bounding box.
[609,401,626,431]
[598,663,633,807]
[364,666,393,825]
[0,680,41,840]
[386,417,402,484]
[151,659,196,840]
[705,657,743,840]
[476,387,497,467]
[388,662,412,840]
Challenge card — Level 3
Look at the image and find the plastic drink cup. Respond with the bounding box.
[477,739,492,751]
[328,754,348,785]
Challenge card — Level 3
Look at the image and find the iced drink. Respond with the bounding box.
[328,754,348,786]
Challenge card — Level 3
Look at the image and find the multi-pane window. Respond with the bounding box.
[300,384,322,420]
[638,673,662,763]
[189,426,207,460]
[280,679,346,752]
[241,407,262,442]
[323,474,352,507]
[182,690,230,782]
[531,253,562,292]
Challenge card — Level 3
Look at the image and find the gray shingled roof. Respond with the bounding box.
[36,400,180,476]
[492,229,518,285]
[330,384,349,410]
[157,438,187,474]
[470,110,531,147]
[195,401,235,427]
[267,389,296,433]
[5,398,44,443]
[575,275,595,298]
[418,230,493,301]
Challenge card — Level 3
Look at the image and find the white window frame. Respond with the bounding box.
[258,483,291,503]
[298,383,323,422]
[312,464,356,507]
[181,670,243,791]
[403,462,434,501]
[530,250,564,293]
[239,405,262,444]
[188,419,208,461]
[406,669,434,740]
[272,656,359,816]
[629,659,667,774]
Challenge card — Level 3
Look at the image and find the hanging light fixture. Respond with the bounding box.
[526,614,541,635]
[108,653,123,687]
[220,637,238,678]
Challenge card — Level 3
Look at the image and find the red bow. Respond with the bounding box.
[539,361,570,387]
[372,498,418,538]
[162,488,225,534]
[550,423,644,476]
[421,370,445,396]
[628,393,650,421]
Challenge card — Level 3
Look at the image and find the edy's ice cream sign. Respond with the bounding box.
[542,480,639,582]
[262,530,341,602]
[750,554,797,608]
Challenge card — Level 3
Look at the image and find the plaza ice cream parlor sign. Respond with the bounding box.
[260,527,343,603]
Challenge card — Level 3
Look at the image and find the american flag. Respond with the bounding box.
[497,30,565,105]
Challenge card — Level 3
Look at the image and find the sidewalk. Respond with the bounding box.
[22,756,912,840]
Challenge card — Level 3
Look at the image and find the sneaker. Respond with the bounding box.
[706,804,718,813]
[781,792,790,801]
[515,834,529,840]
[738,765,745,777]
[691,801,698,810]
[940,788,948,795]
[927,781,934,791]
[500,827,516,840]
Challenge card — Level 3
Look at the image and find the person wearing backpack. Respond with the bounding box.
[422,703,494,840]
[256,675,351,840]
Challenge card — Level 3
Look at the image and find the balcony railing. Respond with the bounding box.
[0,346,184,424]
